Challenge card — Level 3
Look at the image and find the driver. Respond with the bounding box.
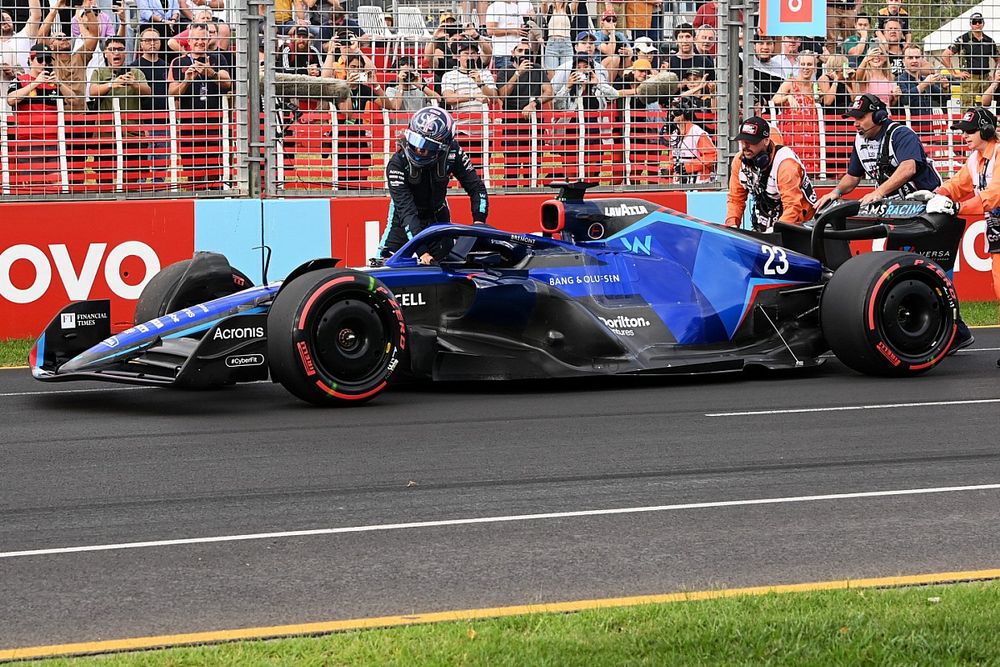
[725,116,817,232]
[374,107,489,266]
[815,94,941,210]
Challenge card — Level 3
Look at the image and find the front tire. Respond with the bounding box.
[821,251,957,376]
[267,268,405,405]
[133,253,253,324]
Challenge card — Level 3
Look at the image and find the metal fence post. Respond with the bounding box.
[260,2,278,197]
[245,0,267,198]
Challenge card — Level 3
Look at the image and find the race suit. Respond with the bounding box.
[379,140,489,260]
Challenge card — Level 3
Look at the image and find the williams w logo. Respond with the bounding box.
[621,235,652,255]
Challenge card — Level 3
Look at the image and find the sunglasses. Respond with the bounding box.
[972,19,985,24]
[604,16,617,22]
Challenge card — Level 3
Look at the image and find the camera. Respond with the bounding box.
[445,24,460,37]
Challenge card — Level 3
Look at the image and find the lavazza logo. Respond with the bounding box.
[603,204,648,217]
[598,314,651,337]
[213,326,265,341]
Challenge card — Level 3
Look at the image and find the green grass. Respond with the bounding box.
[1,301,996,369]
[20,581,1000,665]
[0,337,32,367]
[962,300,999,327]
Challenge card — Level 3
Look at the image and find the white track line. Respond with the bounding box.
[2,483,998,560]
[707,398,1000,417]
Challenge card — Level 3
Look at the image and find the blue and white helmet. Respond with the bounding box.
[402,107,455,168]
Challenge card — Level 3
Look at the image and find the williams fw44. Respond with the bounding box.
[31,185,966,405]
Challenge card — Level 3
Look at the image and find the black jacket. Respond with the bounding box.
[385,140,489,229]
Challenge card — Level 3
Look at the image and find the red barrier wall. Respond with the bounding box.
[0,193,995,340]
[1,201,195,336]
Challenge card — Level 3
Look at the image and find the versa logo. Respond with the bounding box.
[621,235,653,255]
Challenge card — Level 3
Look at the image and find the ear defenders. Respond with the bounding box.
[741,148,771,169]
[672,100,695,121]
[979,107,997,141]
[860,93,890,124]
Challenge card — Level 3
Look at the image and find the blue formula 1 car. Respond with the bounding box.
[31,183,965,405]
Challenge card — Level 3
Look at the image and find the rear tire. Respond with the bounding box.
[133,254,253,324]
[821,251,957,376]
[267,268,405,406]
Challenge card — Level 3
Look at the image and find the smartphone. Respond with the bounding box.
[357,71,368,83]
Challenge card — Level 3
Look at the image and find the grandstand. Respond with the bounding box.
[0,0,995,198]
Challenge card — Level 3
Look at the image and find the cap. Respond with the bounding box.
[970,12,985,22]
[29,42,52,61]
[575,30,596,42]
[685,68,703,78]
[735,116,770,144]
[439,11,456,24]
[631,58,653,71]
[292,26,311,36]
[633,36,658,53]
[843,93,887,119]
[601,7,617,19]
[952,107,997,133]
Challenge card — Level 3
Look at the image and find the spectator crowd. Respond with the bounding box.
[0,0,998,191]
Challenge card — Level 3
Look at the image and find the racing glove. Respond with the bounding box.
[926,194,959,216]
[904,190,936,202]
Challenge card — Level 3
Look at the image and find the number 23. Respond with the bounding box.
[761,244,788,275]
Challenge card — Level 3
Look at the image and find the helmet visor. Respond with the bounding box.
[404,129,447,159]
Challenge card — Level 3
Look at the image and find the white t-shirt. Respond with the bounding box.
[1,32,32,113]
[441,68,496,112]
[486,0,521,58]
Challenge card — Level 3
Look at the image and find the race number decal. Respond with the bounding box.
[761,244,789,275]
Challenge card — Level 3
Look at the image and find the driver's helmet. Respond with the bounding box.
[402,107,455,169]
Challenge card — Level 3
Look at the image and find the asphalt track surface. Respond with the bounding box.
[2,329,1000,655]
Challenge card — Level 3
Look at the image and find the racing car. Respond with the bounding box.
[30,183,965,405]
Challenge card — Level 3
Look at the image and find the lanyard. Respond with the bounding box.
[978,156,991,193]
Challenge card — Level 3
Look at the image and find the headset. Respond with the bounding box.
[978,107,997,141]
[671,98,695,121]
[856,93,890,124]
[742,146,773,170]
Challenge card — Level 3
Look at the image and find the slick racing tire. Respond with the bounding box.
[134,254,253,325]
[821,251,957,377]
[267,268,405,406]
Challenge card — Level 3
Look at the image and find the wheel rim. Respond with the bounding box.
[311,294,392,386]
[877,276,948,359]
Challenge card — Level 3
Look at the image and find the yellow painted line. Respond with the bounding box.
[3,569,1000,662]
